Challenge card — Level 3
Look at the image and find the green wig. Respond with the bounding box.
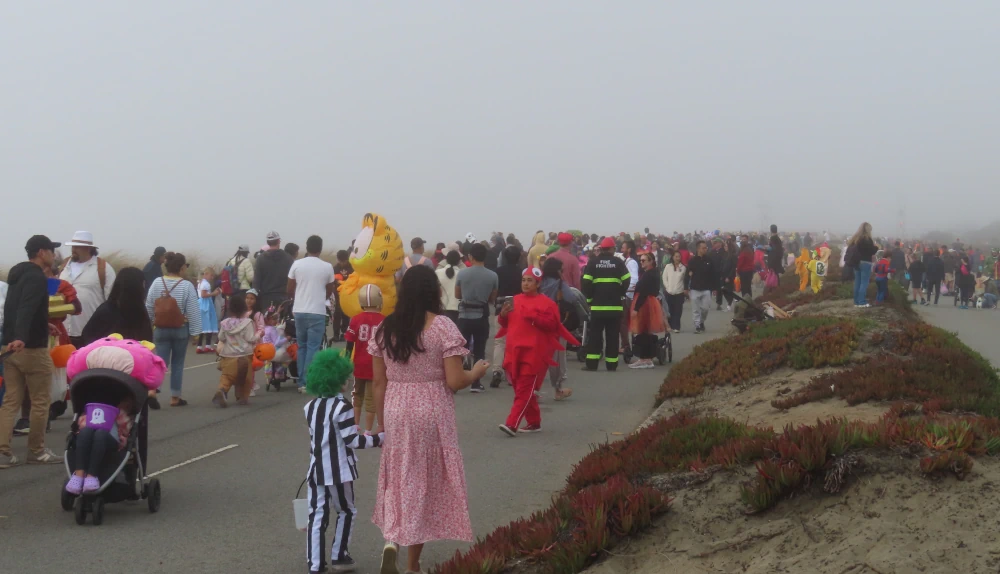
[305,349,354,397]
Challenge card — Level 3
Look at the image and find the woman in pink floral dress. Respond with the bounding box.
[369,265,489,574]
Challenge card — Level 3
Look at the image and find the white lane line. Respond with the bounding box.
[147,444,239,478]
[183,361,218,371]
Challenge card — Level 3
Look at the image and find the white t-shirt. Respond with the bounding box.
[288,256,335,315]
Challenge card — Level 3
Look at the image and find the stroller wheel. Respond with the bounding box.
[148,478,162,513]
[61,481,75,512]
[92,497,105,526]
[657,341,667,366]
[73,496,87,525]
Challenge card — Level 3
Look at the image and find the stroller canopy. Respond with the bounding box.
[70,369,149,416]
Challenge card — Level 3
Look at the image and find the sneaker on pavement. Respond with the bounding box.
[212,390,228,408]
[27,448,63,465]
[380,542,399,574]
[13,418,29,436]
[298,386,308,394]
[498,424,517,437]
[330,554,357,572]
[0,453,21,469]
[489,370,504,388]
[470,382,485,393]
[518,425,542,433]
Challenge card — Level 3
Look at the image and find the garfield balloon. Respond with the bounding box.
[338,213,405,317]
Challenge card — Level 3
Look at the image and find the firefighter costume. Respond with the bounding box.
[581,238,630,371]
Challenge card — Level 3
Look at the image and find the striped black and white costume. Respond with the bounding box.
[304,395,383,573]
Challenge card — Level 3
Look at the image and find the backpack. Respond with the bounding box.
[556,281,580,332]
[219,256,242,296]
[154,278,187,328]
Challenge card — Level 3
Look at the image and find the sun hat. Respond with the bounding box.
[64,231,97,248]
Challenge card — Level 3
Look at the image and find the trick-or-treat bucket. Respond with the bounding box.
[84,403,119,432]
[47,278,61,296]
[293,478,309,531]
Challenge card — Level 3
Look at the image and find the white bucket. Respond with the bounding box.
[293,497,309,531]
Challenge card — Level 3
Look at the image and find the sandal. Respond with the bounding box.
[170,398,188,407]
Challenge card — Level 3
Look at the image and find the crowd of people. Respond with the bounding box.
[2,222,996,573]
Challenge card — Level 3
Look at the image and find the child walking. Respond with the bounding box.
[303,349,384,574]
[213,294,257,408]
[344,285,385,432]
[198,267,220,353]
[874,251,892,304]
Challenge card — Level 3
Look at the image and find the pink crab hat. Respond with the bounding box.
[67,335,167,391]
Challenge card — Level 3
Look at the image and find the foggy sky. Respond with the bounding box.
[3,1,999,263]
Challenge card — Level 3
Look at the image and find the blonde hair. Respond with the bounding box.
[202,266,215,276]
[849,222,872,246]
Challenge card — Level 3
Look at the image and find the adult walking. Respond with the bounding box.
[369,265,485,574]
[287,235,336,393]
[548,232,582,290]
[925,249,945,305]
[0,235,65,467]
[629,252,666,369]
[686,241,717,334]
[254,231,295,311]
[540,258,583,399]
[661,251,687,332]
[60,231,117,348]
[847,222,878,308]
[224,245,254,295]
[736,237,755,299]
[582,237,629,371]
[142,246,166,295]
[435,250,462,323]
[145,252,202,407]
[455,243,498,393]
[490,245,524,388]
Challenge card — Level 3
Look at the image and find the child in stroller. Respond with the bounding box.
[61,336,166,525]
[264,306,298,391]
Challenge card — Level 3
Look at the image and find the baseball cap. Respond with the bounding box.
[557,232,573,246]
[266,231,281,242]
[153,246,167,257]
[25,235,61,256]
[238,244,250,253]
[411,237,426,250]
[600,237,616,249]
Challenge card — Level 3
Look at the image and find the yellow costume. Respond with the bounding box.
[338,213,405,317]
[808,247,831,294]
[795,248,811,292]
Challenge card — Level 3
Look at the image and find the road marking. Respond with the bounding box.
[183,361,218,371]
[147,444,239,478]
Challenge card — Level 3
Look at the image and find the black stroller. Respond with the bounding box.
[726,289,773,334]
[61,368,161,525]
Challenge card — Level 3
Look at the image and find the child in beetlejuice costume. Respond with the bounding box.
[496,267,581,436]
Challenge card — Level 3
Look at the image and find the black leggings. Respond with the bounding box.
[75,427,119,477]
[634,333,658,359]
[458,316,490,380]
[665,294,685,331]
[199,333,215,346]
[926,280,940,305]
[739,271,754,298]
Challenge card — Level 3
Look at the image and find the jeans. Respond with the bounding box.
[854,261,873,305]
[984,293,998,308]
[154,325,190,397]
[926,279,941,304]
[458,316,490,384]
[295,313,327,388]
[875,277,888,303]
[665,293,685,331]
[690,290,712,329]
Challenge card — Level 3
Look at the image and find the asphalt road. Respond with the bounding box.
[916,296,1000,365]
[0,303,733,574]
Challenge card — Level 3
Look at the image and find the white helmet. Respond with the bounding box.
[358,284,383,310]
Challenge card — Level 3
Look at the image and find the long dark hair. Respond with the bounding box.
[108,267,152,341]
[375,265,442,363]
[542,257,563,280]
[445,250,462,279]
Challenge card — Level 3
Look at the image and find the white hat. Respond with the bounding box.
[465,232,477,243]
[266,231,280,242]
[65,231,98,248]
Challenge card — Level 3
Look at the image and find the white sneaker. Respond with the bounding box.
[249,388,257,397]
[726,305,732,312]
[380,542,399,574]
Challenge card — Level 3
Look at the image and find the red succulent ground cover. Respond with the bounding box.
[655,316,859,405]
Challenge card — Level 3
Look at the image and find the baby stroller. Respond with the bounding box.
[622,330,672,366]
[266,301,297,392]
[566,287,590,361]
[61,368,160,525]
[726,289,772,334]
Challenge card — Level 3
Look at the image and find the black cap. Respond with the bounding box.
[25,235,61,256]
[411,237,426,250]
[153,246,167,257]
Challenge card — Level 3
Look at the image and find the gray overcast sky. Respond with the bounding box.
[3,1,999,262]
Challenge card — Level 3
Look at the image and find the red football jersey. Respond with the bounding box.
[345,311,385,380]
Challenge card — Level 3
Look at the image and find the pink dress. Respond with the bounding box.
[367,315,473,546]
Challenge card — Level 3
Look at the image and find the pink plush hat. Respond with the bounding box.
[67,335,167,391]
